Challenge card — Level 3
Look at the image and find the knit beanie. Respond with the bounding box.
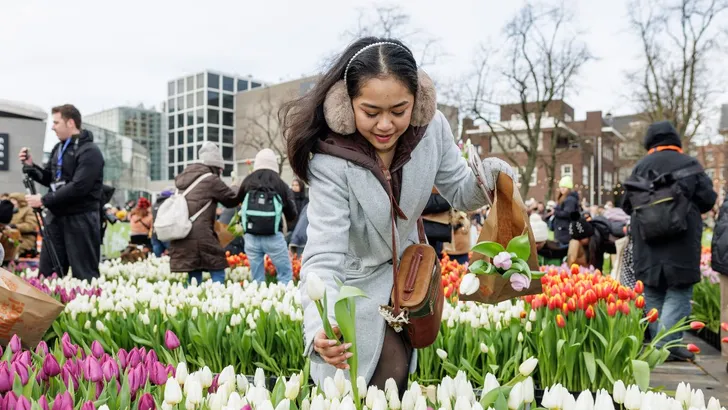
[569,211,594,240]
[529,213,549,243]
[254,148,279,173]
[559,175,574,189]
[199,142,224,169]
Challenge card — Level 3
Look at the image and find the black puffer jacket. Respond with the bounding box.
[553,191,580,244]
[712,198,728,275]
[623,121,717,288]
[237,170,297,233]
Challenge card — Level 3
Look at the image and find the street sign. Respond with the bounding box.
[0,134,8,171]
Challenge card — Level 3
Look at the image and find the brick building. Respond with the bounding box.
[462,100,625,204]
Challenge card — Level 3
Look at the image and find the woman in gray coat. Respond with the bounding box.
[282,37,514,392]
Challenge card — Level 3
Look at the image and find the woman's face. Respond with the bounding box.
[292,180,300,193]
[559,187,570,196]
[352,76,414,157]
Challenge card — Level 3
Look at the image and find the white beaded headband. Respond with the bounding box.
[343,41,413,84]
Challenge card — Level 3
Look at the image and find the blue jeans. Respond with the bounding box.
[244,232,293,284]
[188,269,226,284]
[644,285,693,347]
[151,237,169,257]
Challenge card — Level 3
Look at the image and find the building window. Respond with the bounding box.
[168,132,174,147]
[207,91,219,107]
[720,168,725,180]
[196,91,204,107]
[168,150,174,164]
[168,116,174,130]
[223,76,234,92]
[176,79,185,94]
[510,114,521,121]
[177,131,184,145]
[603,172,613,189]
[187,112,194,127]
[187,146,194,161]
[222,94,234,109]
[512,166,537,186]
[251,82,261,89]
[207,73,219,89]
[186,76,194,91]
[222,111,233,127]
[706,152,714,163]
[196,73,204,89]
[224,164,233,176]
[490,133,543,153]
[187,93,194,109]
[565,113,573,122]
[178,165,184,175]
[208,109,219,125]
[582,165,589,186]
[604,146,614,161]
[237,80,248,92]
[196,109,204,124]
[177,114,184,129]
[177,96,184,111]
[167,99,175,112]
[187,129,194,143]
[197,127,204,142]
[223,146,234,161]
[169,166,175,178]
[222,128,233,145]
[561,164,573,178]
[208,126,219,143]
[168,81,175,96]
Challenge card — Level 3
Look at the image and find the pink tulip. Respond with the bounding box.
[209,373,220,393]
[81,401,96,410]
[242,405,252,410]
[135,364,148,387]
[164,330,181,351]
[61,367,79,390]
[0,363,12,393]
[166,364,175,377]
[138,393,156,410]
[5,391,17,410]
[61,332,71,344]
[509,273,531,292]
[128,350,141,368]
[61,339,77,359]
[149,362,168,386]
[51,391,73,410]
[102,359,118,382]
[63,358,79,376]
[493,251,513,270]
[17,351,31,367]
[91,341,104,359]
[8,335,21,353]
[11,362,28,386]
[87,357,102,383]
[117,349,128,369]
[35,341,49,356]
[38,396,50,410]
[16,395,31,410]
[42,354,62,379]
[145,349,158,364]
[128,368,140,394]
[139,347,146,357]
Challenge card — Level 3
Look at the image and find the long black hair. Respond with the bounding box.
[280,37,418,182]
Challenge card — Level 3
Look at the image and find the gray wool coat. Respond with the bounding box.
[300,111,488,385]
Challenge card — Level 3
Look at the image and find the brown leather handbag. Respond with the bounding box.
[384,203,444,349]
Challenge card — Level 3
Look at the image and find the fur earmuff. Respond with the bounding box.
[323,80,356,135]
[411,69,437,127]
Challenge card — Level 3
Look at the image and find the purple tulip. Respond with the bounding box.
[138,392,156,410]
[91,341,104,359]
[61,367,79,390]
[128,368,140,395]
[135,364,148,387]
[509,273,531,292]
[164,330,180,351]
[145,349,158,364]
[42,354,62,379]
[128,350,141,368]
[8,335,21,353]
[6,391,17,409]
[165,364,175,378]
[117,349,128,369]
[63,358,79,376]
[51,392,73,410]
[149,362,167,386]
[95,381,104,399]
[38,396,50,410]
[139,347,146,357]
[0,363,12,393]
[81,400,96,410]
[209,373,219,393]
[61,332,71,345]
[16,396,31,410]
[11,362,28,386]
[102,359,118,382]
[61,339,77,359]
[17,351,31,367]
[35,341,49,356]
[87,357,102,383]
[242,405,252,410]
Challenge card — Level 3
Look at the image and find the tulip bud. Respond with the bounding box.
[16,396,31,410]
[480,343,488,354]
[201,366,213,388]
[164,378,183,405]
[52,391,73,410]
[91,341,105,358]
[138,393,156,410]
[81,401,96,410]
[175,362,188,385]
[42,354,62,379]
[35,341,49,357]
[164,330,181,350]
[459,273,480,296]
[518,357,538,377]
[0,363,11,393]
[612,380,626,404]
[687,343,701,354]
[507,382,522,410]
[306,272,326,301]
[12,362,28,386]
[436,349,448,360]
[8,335,21,353]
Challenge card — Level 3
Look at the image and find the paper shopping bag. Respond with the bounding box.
[0,268,64,349]
[215,221,235,248]
[460,173,543,304]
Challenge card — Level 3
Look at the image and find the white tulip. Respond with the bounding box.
[707,397,721,410]
[96,320,105,332]
[339,396,356,410]
[301,398,311,410]
[518,357,538,376]
[612,380,626,404]
[594,389,615,410]
[480,343,488,354]
[218,366,235,386]
[561,392,576,410]
[357,377,368,399]
[255,367,266,388]
[389,392,402,410]
[285,374,301,401]
[459,273,480,296]
[436,349,448,360]
[175,362,188,385]
[208,393,226,410]
[275,399,291,410]
[675,383,690,406]
[366,386,380,408]
[200,366,213,389]
[192,306,198,319]
[334,370,347,396]
[517,332,524,342]
[306,272,326,301]
[453,396,470,410]
[401,390,415,410]
[98,406,110,410]
[541,387,560,409]
[522,377,534,404]
[258,400,275,410]
[330,397,341,410]
[575,390,594,410]
[185,379,203,405]
[482,373,500,396]
[414,395,427,410]
[426,385,437,404]
[164,377,183,405]
[324,378,341,400]
[507,382,522,410]
[691,389,706,409]
[529,310,537,321]
[227,392,246,409]
[624,385,642,410]
[525,321,532,333]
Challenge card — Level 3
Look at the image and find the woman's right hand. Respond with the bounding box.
[313,326,352,369]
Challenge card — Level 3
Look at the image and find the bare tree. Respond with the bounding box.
[628,0,728,146]
[236,88,288,175]
[462,2,591,198]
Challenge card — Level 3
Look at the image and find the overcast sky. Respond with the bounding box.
[1,0,726,151]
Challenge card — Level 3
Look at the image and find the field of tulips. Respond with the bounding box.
[227,252,302,282]
[1,333,727,410]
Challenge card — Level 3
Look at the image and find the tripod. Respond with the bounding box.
[23,173,64,276]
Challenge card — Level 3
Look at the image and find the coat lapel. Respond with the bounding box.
[345,167,394,254]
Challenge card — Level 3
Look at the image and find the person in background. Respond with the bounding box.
[0,194,8,201]
[567,212,617,271]
[531,213,566,265]
[6,193,39,258]
[0,200,14,262]
[442,210,471,264]
[552,176,580,246]
[289,203,309,257]
[422,188,453,258]
[151,190,172,257]
[622,121,717,361]
[169,142,240,284]
[129,197,153,249]
[19,104,104,280]
[710,196,728,370]
[238,148,297,284]
[291,178,309,230]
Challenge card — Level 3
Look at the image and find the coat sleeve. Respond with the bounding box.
[432,111,488,212]
[691,172,717,214]
[41,145,104,209]
[554,195,579,218]
[279,182,298,225]
[300,156,350,364]
[210,177,240,209]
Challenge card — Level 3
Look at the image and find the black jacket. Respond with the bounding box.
[25,130,104,217]
[237,170,297,232]
[0,200,13,224]
[585,218,618,271]
[291,192,309,229]
[712,199,728,275]
[622,121,717,288]
[422,193,452,243]
[553,191,580,244]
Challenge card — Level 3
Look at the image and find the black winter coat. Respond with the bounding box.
[622,121,717,288]
[237,170,297,233]
[553,191,580,244]
[25,130,104,216]
[712,199,728,275]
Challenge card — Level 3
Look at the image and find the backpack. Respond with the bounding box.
[624,164,704,244]
[712,200,728,275]
[240,187,282,235]
[153,173,213,242]
[592,216,626,240]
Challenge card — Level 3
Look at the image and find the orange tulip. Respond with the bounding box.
[607,303,618,317]
[607,294,616,304]
[634,280,644,294]
[556,314,566,328]
[520,311,527,319]
[690,321,705,331]
[635,296,645,309]
[585,305,596,320]
[564,283,574,298]
[646,308,659,323]
[620,302,630,315]
[722,322,728,332]
[567,298,577,313]
[722,337,728,344]
[687,343,700,354]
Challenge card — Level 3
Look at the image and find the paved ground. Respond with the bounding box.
[650,333,728,403]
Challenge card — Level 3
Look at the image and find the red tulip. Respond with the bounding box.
[721,322,728,332]
[687,343,700,354]
[531,297,543,309]
[607,303,618,317]
[585,305,596,320]
[722,337,728,344]
[690,321,706,331]
[91,341,104,359]
[564,283,574,298]
[620,302,631,315]
[634,280,644,294]
[607,294,616,304]
[646,308,659,323]
[635,296,645,309]
[585,289,597,305]
[138,393,156,410]
[567,298,577,312]
[577,296,586,311]
[556,314,566,328]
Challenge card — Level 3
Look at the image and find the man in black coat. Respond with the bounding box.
[711,198,728,366]
[19,104,105,281]
[622,121,717,361]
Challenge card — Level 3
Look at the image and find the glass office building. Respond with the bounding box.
[166,70,264,178]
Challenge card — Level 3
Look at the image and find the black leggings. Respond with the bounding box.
[369,325,412,397]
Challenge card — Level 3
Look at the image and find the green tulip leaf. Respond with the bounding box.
[334,284,368,406]
[583,352,596,383]
[494,391,508,410]
[472,241,506,258]
[632,360,651,391]
[469,260,487,274]
[595,359,616,385]
[506,234,530,261]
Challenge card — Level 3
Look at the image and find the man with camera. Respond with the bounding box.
[18,104,104,281]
